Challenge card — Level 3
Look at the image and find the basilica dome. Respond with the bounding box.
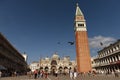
[52,53,59,60]
[45,57,50,60]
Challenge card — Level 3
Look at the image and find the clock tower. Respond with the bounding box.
[74,3,91,73]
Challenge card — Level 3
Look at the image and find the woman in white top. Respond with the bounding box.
[69,69,73,79]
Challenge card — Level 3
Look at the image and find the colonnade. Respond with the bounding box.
[92,41,120,73]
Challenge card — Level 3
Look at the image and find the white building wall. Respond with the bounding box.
[29,62,39,72]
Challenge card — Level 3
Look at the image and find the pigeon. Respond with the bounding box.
[68,41,74,45]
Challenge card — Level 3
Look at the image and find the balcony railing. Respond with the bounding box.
[92,60,120,68]
[99,49,120,59]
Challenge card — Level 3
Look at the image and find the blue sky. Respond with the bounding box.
[0,0,120,63]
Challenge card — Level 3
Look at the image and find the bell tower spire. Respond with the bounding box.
[76,3,83,16]
[74,3,92,73]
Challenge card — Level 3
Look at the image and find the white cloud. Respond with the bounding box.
[89,35,116,49]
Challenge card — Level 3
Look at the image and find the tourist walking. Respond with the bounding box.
[69,69,73,79]
[55,69,58,77]
[37,70,40,78]
[114,70,119,77]
[73,72,77,79]
[73,68,77,79]
[45,71,48,78]
[14,71,17,77]
[41,70,44,78]
[34,69,38,79]
[0,71,2,78]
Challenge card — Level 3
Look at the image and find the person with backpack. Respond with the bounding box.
[34,69,38,79]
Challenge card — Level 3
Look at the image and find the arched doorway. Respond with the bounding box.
[64,66,68,69]
[64,66,68,75]
[51,60,57,65]
[51,66,56,75]
[40,67,43,70]
[44,66,49,72]
[51,60,57,75]
[59,66,63,74]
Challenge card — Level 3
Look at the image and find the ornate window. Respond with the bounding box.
[78,24,84,27]
[51,60,57,65]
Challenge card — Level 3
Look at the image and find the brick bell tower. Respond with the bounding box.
[74,3,91,73]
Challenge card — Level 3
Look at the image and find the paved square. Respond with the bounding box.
[0,74,120,80]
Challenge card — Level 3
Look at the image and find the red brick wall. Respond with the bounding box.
[75,31,92,72]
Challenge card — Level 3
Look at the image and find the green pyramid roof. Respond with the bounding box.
[76,3,83,16]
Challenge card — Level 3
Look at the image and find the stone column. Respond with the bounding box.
[112,57,115,62]
[107,58,109,64]
[109,57,112,62]
[115,56,118,61]
[118,55,120,60]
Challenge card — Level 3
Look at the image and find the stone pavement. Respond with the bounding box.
[0,74,120,80]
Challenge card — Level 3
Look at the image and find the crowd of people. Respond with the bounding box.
[0,70,27,78]
[27,67,78,79]
[26,68,120,79]
[0,68,119,79]
[27,69,48,79]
